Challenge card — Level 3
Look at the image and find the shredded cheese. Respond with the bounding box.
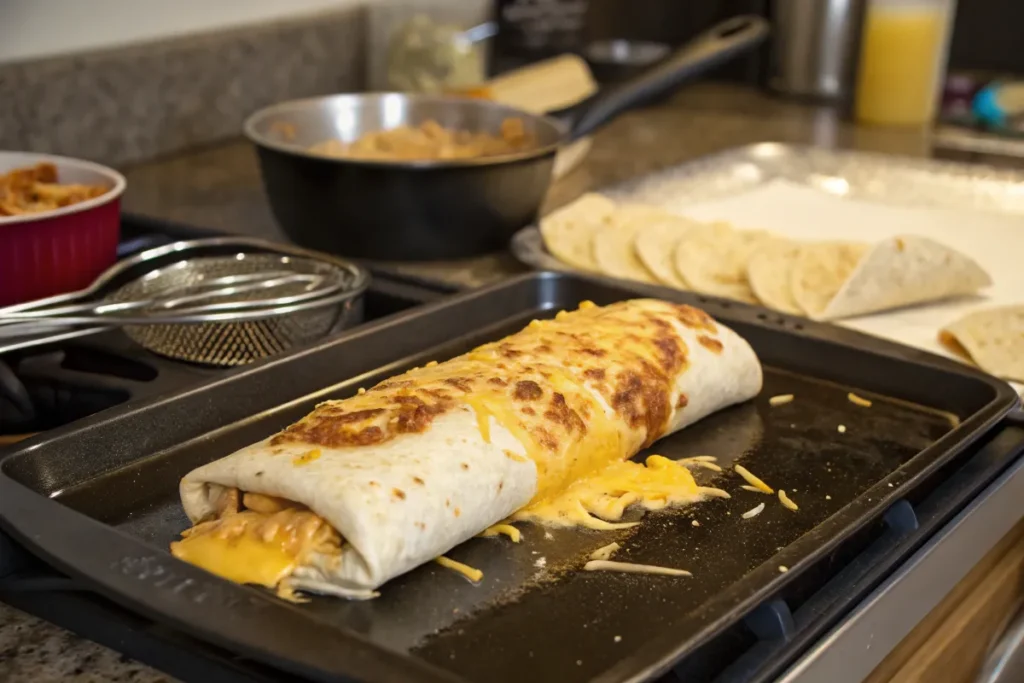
[691,520,700,527]
[735,465,773,494]
[435,556,483,583]
[779,565,789,573]
[778,490,799,511]
[583,560,692,577]
[769,394,794,407]
[838,424,847,433]
[681,458,723,473]
[741,485,771,494]
[589,542,621,561]
[847,392,872,408]
[479,524,522,542]
[742,502,765,519]
[356,387,366,395]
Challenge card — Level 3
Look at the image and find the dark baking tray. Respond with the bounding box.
[0,272,1017,683]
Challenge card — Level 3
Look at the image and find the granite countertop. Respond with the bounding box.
[0,83,971,683]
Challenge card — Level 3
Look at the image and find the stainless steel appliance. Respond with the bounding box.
[769,0,866,101]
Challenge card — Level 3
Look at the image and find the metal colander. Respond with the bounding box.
[0,238,370,366]
[108,252,364,366]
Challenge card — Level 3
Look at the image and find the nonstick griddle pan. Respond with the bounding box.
[243,16,769,261]
[0,273,1018,683]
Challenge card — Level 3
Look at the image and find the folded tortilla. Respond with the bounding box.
[793,235,991,320]
[173,299,762,599]
[939,305,1024,383]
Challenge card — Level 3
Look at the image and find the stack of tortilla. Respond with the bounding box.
[541,193,993,321]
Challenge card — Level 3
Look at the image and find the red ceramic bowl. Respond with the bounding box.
[0,152,126,307]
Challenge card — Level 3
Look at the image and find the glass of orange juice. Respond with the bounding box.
[854,0,957,126]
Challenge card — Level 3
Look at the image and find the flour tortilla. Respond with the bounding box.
[635,216,696,289]
[591,204,668,283]
[539,193,616,272]
[179,300,762,596]
[747,240,803,315]
[790,241,870,317]
[939,305,1024,383]
[795,235,992,320]
[673,223,773,303]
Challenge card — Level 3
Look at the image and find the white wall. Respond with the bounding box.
[0,0,364,64]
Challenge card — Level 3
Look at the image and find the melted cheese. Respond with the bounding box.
[480,524,522,542]
[171,507,340,595]
[292,448,321,466]
[513,455,727,529]
[473,405,492,444]
[172,518,297,588]
[460,365,625,504]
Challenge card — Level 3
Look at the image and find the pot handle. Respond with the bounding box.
[557,15,770,142]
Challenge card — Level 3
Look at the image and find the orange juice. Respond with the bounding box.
[855,5,951,126]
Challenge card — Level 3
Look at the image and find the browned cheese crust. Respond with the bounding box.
[270,301,719,467]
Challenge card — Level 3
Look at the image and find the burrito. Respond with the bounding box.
[171,299,762,599]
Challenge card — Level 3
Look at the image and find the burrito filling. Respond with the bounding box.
[171,489,341,600]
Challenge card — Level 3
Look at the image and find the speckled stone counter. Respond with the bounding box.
[0,602,174,682]
[0,83,985,682]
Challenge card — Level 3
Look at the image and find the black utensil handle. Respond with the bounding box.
[558,15,770,142]
[0,359,34,422]
[0,477,457,683]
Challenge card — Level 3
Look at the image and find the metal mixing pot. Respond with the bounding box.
[245,16,769,261]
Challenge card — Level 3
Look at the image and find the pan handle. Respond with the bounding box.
[556,15,770,142]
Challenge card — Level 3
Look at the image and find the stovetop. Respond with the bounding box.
[3,215,1024,683]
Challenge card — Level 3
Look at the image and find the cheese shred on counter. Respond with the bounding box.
[583,560,692,577]
[680,457,723,473]
[847,392,872,408]
[778,490,799,511]
[589,542,621,561]
[742,502,765,519]
[734,464,773,494]
[435,556,484,583]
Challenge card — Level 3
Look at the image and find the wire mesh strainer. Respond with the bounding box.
[110,252,364,366]
[0,238,370,366]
